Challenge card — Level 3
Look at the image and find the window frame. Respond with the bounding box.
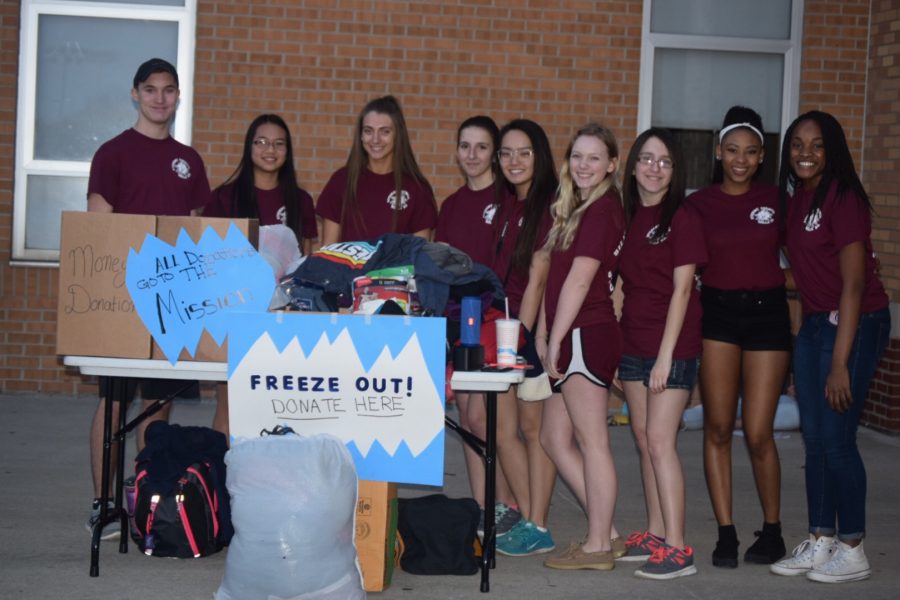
[637,0,805,138]
[13,0,197,264]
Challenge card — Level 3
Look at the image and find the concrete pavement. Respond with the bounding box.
[0,393,898,599]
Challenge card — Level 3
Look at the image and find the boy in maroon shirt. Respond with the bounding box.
[85,58,210,540]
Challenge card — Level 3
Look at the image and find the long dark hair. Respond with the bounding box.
[456,114,505,212]
[498,118,558,275]
[342,95,434,235]
[712,105,765,184]
[622,127,685,244]
[219,114,302,237]
[778,110,871,219]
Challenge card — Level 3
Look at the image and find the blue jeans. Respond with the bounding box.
[793,308,890,541]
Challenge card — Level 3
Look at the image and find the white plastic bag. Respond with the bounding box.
[215,433,364,600]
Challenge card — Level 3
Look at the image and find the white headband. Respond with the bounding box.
[719,122,764,144]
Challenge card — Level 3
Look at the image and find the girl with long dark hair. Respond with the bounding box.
[316,95,436,244]
[617,128,706,579]
[770,111,890,584]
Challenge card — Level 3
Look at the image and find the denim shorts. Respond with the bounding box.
[618,354,699,390]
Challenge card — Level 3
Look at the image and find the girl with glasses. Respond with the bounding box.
[769,111,890,584]
[617,128,707,579]
[316,95,436,244]
[537,123,627,571]
[204,113,318,255]
[204,114,319,437]
[490,119,558,558]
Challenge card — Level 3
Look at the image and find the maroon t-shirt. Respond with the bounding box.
[88,128,209,215]
[436,184,507,266]
[619,204,707,359]
[315,166,436,242]
[688,183,785,290]
[785,184,888,316]
[491,195,553,317]
[205,183,318,241]
[544,190,625,329]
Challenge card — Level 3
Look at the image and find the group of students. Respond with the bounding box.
[431,108,888,584]
[86,58,889,587]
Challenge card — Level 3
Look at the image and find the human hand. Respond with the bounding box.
[649,358,671,394]
[825,365,852,413]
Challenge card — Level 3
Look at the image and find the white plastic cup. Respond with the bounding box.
[495,318,520,366]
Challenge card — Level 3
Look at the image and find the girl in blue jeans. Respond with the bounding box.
[771,111,891,584]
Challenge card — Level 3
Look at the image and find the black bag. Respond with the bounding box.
[397,494,480,575]
[130,422,232,558]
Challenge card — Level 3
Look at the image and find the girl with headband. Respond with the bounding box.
[688,106,791,568]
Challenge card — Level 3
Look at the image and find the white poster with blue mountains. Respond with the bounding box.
[226,312,446,486]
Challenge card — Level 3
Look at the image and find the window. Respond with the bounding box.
[637,0,804,189]
[13,0,196,263]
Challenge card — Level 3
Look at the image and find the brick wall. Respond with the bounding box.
[861,1,899,432]
[1,1,898,413]
[192,0,644,201]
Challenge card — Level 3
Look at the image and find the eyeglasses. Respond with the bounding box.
[498,148,534,162]
[637,153,673,170]
[253,138,288,151]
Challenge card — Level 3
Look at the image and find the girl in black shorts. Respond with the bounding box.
[687,106,791,567]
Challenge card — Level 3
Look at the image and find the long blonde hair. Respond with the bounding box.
[545,123,620,252]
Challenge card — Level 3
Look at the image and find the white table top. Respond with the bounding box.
[449,368,525,392]
[63,355,524,392]
[63,356,227,381]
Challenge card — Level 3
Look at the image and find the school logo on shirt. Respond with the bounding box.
[803,208,822,232]
[646,224,670,245]
[750,206,775,225]
[386,190,410,210]
[171,158,191,180]
[276,206,287,225]
[483,204,497,225]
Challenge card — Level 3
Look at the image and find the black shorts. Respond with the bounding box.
[700,285,792,352]
[98,377,200,402]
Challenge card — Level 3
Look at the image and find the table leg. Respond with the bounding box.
[481,390,497,592]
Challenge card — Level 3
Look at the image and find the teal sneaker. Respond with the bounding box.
[496,520,555,556]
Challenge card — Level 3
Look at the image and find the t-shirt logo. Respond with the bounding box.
[750,206,775,225]
[803,208,822,232]
[646,224,670,245]
[171,158,191,180]
[276,205,287,225]
[483,203,497,225]
[386,190,410,210]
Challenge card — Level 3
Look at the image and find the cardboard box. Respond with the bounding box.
[57,212,258,361]
[356,480,398,593]
[150,216,259,362]
[56,212,156,358]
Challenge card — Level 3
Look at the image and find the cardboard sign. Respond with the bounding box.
[125,221,273,364]
[227,312,446,486]
[56,212,156,358]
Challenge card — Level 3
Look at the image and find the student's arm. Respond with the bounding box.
[545,256,600,379]
[321,218,342,246]
[826,241,865,413]
[88,193,113,213]
[535,295,549,366]
[517,249,551,331]
[301,237,314,256]
[411,228,433,241]
[649,263,695,394]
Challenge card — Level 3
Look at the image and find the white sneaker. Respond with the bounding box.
[806,540,871,583]
[769,535,836,576]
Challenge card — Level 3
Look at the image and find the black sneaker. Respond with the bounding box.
[744,523,786,564]
[712,524,739,568]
